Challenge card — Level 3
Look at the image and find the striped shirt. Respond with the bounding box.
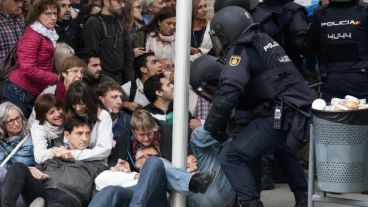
[0,11,25,64]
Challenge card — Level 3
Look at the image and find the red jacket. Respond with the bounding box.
[8,27,58,96]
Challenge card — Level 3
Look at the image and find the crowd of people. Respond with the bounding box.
[0,0,367,206]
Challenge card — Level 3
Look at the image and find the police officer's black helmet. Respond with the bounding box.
[210,6,254,56]
[190,55,223,102]
[214,0,259,12]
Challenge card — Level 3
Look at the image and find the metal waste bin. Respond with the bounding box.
[312,109,368,193]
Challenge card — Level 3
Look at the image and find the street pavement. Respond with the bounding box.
[262,184,368,207]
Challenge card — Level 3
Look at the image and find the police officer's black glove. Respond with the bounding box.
[204,96,236,142]
[211,131,229,143]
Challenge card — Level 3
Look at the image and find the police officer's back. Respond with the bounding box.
[214,0,309,75]
[253,0,308,69]
[204,6,315,207]
[304,0,368,101]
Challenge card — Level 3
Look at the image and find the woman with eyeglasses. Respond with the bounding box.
[0,102,35,169]
[27,56,86,126]
[2,0,60,118]
[43,56,86,102]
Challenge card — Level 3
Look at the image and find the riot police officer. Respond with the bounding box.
[214,0,311,194]
[304,0,368,101]
[215,0,309,78]
[204,6,316,207]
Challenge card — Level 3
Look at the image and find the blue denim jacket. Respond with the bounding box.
[0,135,35,169]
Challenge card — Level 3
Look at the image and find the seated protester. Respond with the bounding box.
[129,110,212,195]
[89,110,213,207]
[0,102,35,169]
[54,43,75,74]
[64,81,113,161]
[143,74,202,160]
[187,126,236,207]
[76,48,113,92]
[31,93,66,164]
[94,146,161,189]
[0,103,35,207]
[28,56,85,126]
[159,58,174,82]
[1,117,107,207]
[90,146,168,207]
[121,52,163,112]
[96,81,131,167]
[158,58,210,121]
[42,55,86,101]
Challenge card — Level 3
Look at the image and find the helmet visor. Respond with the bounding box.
[209,30,224,57]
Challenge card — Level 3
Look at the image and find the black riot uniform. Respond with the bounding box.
[204,6,316,207]
[304,0,368,101]
[252,0,308,73]
[214,0,309,77]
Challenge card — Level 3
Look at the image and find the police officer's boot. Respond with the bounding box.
[238,200,264,207]
[261,159,275,190]
[293,191,307,207]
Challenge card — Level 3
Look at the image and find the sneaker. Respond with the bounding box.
[189,171,214,194]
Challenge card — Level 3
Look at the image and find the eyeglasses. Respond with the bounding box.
[4,116,22,126]
[197,4,207,10]
[133,130,155,138]
[67,68,84,75]
[43,12,58,17]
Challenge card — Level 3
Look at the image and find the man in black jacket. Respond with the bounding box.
[55,0,80,51]
[82,0,134,85]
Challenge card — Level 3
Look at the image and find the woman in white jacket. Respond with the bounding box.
[31,93,65,164]
[63,81,113,162]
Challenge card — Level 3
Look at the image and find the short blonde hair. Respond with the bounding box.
[54,43,75,73]
[131,109,159,132]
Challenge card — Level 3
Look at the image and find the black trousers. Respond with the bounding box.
[1,162,79,207]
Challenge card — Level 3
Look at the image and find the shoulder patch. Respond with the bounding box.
[229,55,241,67]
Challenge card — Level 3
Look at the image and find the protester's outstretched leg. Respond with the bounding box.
[129,157,167,207]
[159,157,191,194]
[188,126,236,207]
[88,186,133,207]
[2,163,45,207]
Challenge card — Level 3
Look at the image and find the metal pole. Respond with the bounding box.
[171,0,192,206]
[308,124,315,207]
